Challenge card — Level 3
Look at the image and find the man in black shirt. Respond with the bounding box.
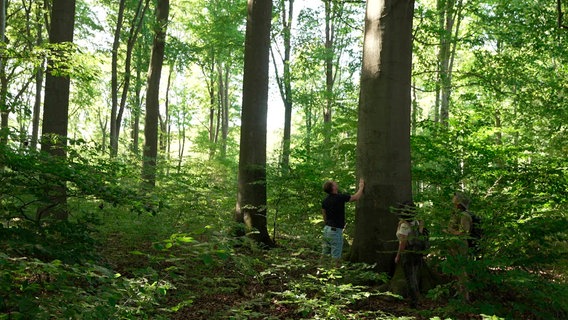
[321,178,365,260]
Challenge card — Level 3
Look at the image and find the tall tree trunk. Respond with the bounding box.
[271,0,294,170]
[0,0,8,146]
[98,114,108,152]
[110,0,126,156]
[208,82,216,158]
[219,62,229,159]
[235,0,274,247]
[350,0,415,275]
[31,0,45,151]
[32,63,44,151]
[111,0,149,157]
[177,108,186,173]
[411,79,419,136]
[304,104,313,154]
[437,0,463,126]
[131,102,141,154]
[214,77,221,146]
[323,0,334,143]
[165,62,174,160]
[39,0,76,220]
[203,59,217,160]
[142,0,169,188]
[160,61,174,159]
[131,55,143,155]
[117,0,148,155]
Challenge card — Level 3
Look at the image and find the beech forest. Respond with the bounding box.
[1,0,567,319]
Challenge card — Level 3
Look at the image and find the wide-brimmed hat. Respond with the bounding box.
[453,192,470,210]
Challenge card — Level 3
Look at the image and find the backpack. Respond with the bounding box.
[407,221,430,253]
[467,212,482,252]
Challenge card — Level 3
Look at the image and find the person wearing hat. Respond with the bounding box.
[395,201,426,308]
[447,192,472,255]
[445,191,473,301]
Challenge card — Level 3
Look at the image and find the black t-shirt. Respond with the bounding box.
[321,193,351,228]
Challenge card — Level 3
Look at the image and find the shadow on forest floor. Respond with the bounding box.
[100,231,490,320]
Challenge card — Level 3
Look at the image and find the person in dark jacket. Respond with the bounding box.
[321,178,364,260]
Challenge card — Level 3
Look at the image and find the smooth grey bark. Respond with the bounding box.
[235,0,274,247]
[350,0,415,275]
[39,0,76,220]
[142,0,169,187]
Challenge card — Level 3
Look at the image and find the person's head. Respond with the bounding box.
[396,201,416,221]
[452,192,469,211]
[323,180,339,194]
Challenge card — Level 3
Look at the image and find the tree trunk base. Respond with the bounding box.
[381,259,442,301]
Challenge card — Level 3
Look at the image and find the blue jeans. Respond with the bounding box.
[322,225,343,259]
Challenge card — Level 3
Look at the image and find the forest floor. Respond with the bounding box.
[100,230,487,320]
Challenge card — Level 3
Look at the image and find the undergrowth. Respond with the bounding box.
[1,144,567,319]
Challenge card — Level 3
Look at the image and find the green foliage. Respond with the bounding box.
[0,142,178,319]
[272,263,393,319]
[412,117,568,318]
[430,256,568,319]
[0,142,148,221]
[0,254,172,319]
[2,137,564,319]
[0,217,99,264]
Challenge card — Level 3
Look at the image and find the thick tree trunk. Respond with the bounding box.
[384,260,440,299]
[40,0,76,220]
[142,0,169,187]
[350,0,415,275]
[235,0,274,247]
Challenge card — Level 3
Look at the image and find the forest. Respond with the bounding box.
[1,0,567,319]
